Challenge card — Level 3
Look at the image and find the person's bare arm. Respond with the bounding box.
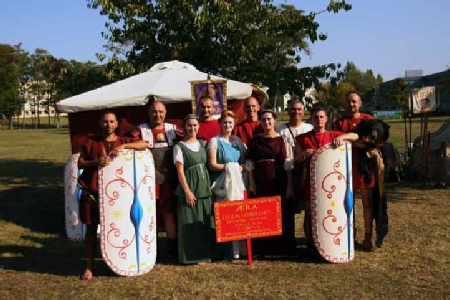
[110,140,149,156]
[334,133,359,147]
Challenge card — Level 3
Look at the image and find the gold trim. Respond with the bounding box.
[189,79,228,116]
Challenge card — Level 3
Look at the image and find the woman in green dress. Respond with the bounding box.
[173,114,215,265]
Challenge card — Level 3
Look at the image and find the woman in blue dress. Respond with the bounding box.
[207,110,247,260]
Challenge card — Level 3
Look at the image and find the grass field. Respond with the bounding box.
[0,117,449,298]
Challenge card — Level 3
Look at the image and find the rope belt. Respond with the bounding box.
[256,159,275,163]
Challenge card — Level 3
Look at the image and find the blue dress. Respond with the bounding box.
[209,136,245,260]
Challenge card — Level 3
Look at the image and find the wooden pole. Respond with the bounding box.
[404,113,408,157]
[419,114,424,179]
[244,191,253,266]
[409,113,412,158]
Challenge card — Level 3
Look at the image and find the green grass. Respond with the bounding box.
[0,119,449,298]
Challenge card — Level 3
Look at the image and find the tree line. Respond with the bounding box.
[2,1,379,130]
[313,61,384,111]
[0,44,112,129]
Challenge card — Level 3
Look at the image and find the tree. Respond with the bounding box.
[342,61,383,106]
[87,0,352,101]
[0,44,25,130]
[28,48,55,128]
[389,78,410,110]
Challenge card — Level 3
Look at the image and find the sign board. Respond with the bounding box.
[214,196,282,243]
[411,86,437,114]
[190,79,227,119]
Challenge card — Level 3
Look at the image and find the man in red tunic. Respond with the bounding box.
[137,100,180,259]
[78,111,147,280]
[197,95,221,144]
[296,106,358,251]
[333,91,375,251]
[234,96,264,146]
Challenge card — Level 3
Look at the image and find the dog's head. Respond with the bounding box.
[356,119,390,146]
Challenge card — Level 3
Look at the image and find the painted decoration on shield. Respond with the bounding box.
[64,153,86,241]
[310,142,355,263]
[190,79,227,118]
[98,149,156,276]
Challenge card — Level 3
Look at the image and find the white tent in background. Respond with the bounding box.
[56,60,253,113]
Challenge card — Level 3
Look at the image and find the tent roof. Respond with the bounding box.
[56,61,253,113]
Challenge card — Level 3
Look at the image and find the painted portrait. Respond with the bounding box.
[190,79,227,118]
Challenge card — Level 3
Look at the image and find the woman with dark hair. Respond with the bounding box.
[173,114,214,265]
[207,110,247,260]
[245,109,296,257]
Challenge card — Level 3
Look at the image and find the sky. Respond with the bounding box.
[1,0,449,81]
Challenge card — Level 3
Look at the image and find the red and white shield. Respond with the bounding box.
[98,149,157,276]
[310,142,355,263]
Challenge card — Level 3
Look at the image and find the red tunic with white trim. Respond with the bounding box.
[296,131,343,202]
[333,113,375,190]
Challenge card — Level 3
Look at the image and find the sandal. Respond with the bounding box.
[80,268,94,280]
[361,233,374,252]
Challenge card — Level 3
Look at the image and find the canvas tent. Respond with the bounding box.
[409,120,450,184]
[56,61,255,153]
[57,61,252,113]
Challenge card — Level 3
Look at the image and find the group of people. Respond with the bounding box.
[77,91,380,280]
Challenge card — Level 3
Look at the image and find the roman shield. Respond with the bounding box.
[310,142,354,263]
[64,153,86,241]
[98,149,157,276]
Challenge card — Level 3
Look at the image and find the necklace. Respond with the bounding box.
[104,136,117,154]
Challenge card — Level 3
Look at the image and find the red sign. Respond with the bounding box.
[214,196,282,243]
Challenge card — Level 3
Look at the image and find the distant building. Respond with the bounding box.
[18,81,67,119]
[375,69,450,113]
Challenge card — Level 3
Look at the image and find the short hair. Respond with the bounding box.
[148,99,166,111]
[100,110,117,120]
[345,91,362,101]
[183,113,199,123]
[245,95,262,107]
[310,105,328,117]
[218,110,236,123]
[287,98,304,110]
[259,109,278,120]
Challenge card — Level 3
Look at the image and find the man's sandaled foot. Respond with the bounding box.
[80,269,94,280]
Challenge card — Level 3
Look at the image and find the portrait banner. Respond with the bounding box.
[411,86,436,114]
[190,79,227,118]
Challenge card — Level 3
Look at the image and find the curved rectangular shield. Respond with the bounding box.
[64,153,86,241]
[98,149,157,276]
[310,142,355,263]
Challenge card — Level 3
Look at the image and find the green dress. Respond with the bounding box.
[175,141,215,264]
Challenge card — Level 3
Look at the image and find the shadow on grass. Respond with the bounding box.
[0,236,116,277]
[0,159,95,276]
[0,159,64,189]
[0,159,328,276]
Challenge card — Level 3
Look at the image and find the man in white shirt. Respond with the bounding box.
[277,98,313,214]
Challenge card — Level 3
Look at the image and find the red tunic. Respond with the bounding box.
[197,119,221,143]
[245,135,295,255]
[234,120,264,146]
[246,135,287,197]
[296,131,343,202]
[78,135,133,225]
[334,113,374,190]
